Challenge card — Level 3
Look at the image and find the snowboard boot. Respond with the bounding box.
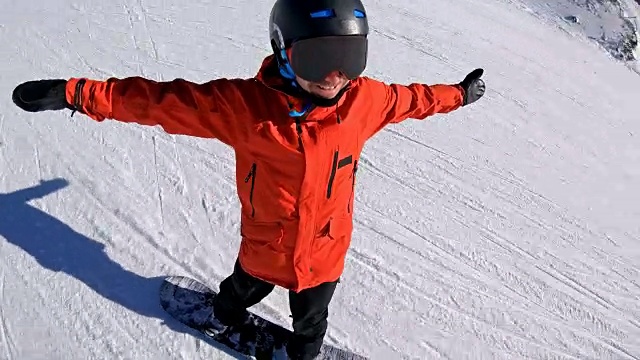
[203,294,249,338]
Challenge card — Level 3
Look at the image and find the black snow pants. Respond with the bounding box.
[212,260,338,360]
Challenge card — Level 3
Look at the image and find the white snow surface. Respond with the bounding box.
[1,0,640,359]
[518,0,640,69]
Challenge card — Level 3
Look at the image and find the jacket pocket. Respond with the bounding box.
[244,163,257,217]
[310,217,354,262]
[240,220,284,248]
[239,220,291,282]
[326,216,354,241]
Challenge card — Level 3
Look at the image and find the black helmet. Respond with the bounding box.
[269,0,369,83]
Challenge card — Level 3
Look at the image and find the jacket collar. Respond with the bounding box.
[254,55,299,97]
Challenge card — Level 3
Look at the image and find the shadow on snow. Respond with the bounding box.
[0,178,244,359]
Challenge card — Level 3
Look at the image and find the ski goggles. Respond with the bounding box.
[289,35,368,83]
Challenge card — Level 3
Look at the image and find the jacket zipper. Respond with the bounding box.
[294,118,303,150]
[294,107,313,151]
[244,163,257,217]
[348,160,358,213]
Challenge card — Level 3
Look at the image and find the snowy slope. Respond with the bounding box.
[1,0,640,359]
[517,0,640,69]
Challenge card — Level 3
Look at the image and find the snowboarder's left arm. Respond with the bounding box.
[360,68,485,139]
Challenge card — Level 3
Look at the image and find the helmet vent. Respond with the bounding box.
[309,9,366,19]
[310,9,336,18]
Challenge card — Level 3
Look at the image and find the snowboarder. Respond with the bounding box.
[12,0,485,359]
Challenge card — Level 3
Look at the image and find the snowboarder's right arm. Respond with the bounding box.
[68,77,252,146]
[12,77,252,147]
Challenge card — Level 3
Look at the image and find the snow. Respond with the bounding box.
[1,0,640,359]
[517,0,640,68]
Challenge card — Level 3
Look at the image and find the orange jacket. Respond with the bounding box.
[65,55,464,292]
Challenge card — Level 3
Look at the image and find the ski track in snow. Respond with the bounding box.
[350,152,638,359]
[1,0,640,359]
[0,269,16,360]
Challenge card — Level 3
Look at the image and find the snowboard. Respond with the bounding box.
[159,275,368,360]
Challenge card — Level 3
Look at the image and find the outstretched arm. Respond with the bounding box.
[13,76,254,147]
[360,68,485,139]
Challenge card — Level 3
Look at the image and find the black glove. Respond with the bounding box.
[12,79,74,112]
[458,68,485,106]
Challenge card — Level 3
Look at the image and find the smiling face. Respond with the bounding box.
[295,71,350,99]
